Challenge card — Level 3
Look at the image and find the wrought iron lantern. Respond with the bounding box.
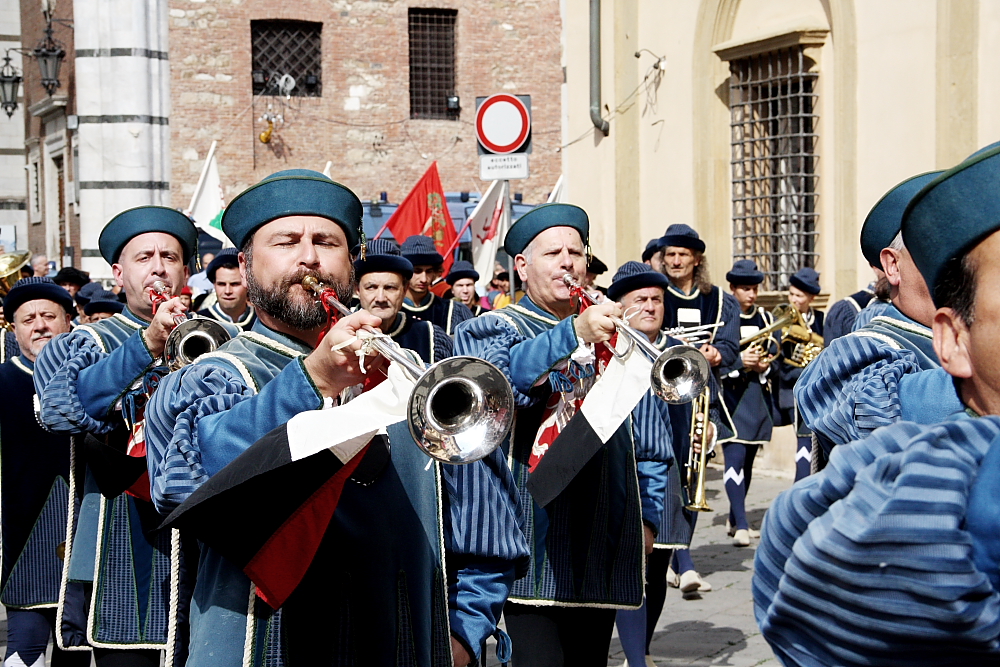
[0,54,22,118]
[33,23,65,96]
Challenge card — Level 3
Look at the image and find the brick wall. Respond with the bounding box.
[168,0,562,208]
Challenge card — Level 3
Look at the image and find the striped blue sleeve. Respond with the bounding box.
[794,334,922,446]
[432,324,454,359]
[145,358,324,514]
[632,394,673,533]
[754,418,1000,666]
[454,313,578,404]
[33,329,154,434]
[823,299,856,343]
[967,435,1000,592]
[441,447,528,659]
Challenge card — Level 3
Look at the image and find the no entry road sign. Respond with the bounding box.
[475,94,532,155]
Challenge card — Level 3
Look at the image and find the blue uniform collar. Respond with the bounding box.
[12,355,33,374]
[511,294,564,325]
[403,293,435,310]
[249,318,314,354]
[121,306,150,327]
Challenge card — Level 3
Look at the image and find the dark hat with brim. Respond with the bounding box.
[861,171,942,268]
[789,267,821,295]
[726,259,764,286]
[53,266,90,287]
[400,235,444,267]
[588,255,608,275]
[607,260,670,302]
[446,260,479,285]
[495,271,510,282]
[205,247,240,283]
[355,238,413,280]
[74,281,103,307]
[222,169,363,251]
[84,290,125,316]
[99,206,199,265]
[903,143,1000,305]
[642,238,663,262]
[659,223,706,254]
[503,203,589,256]
[3,276,75,322]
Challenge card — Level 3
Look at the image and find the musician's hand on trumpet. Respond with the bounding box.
[573,300,622,344]
[144,293,187,359]
[690,414,716,455]
[698,343,722,367]
[303,309,387,399]
[740,345,770,374]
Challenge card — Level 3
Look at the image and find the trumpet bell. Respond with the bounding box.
[408,356,514,464]
[164,318,233,370]
[651,346,711,404]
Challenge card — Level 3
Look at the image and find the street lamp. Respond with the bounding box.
[33,22,65,96]
[0,53,22,118]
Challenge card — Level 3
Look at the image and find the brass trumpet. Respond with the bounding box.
[685,386,713,512]
[301,276,514,464]
[149,281,232,370]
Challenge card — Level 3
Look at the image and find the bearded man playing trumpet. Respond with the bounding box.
[34,207,204,666]
[143,170,527,667]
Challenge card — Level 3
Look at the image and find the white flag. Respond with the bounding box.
[187,141,228,244]
[468,180,510,293]
[547,174,565,203]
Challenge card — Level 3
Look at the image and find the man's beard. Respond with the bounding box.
[245,263,354,331]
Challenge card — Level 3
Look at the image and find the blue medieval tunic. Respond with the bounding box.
[454,296,671,608]
[386,312,453,365]
[196,303,257,331]
[824,287,875,342]
[33,308,206,657]
[776,308,824,437]
[794,304,956,455]
[144,319,528,667]
[403,292,474,336]
[723,306,776,446]
[753,417,1000,667]
[852,299,892,331]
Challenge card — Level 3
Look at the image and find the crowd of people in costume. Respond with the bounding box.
[1,145,999,667]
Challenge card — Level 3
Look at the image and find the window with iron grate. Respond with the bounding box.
[729,46,819,292]
[251,20,322,97]
[408,8,458,120]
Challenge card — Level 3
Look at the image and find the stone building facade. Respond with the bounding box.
[168,0,563,212]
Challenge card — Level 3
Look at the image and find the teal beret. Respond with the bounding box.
[503,203,589,256]
[902,143,1000,305]
[98,206,198,264]
[222,169,363,250]
[860,171,941,268]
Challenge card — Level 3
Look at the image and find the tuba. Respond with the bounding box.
[301,276,514,464]
[0,250,30,297]
[148,281,232,370]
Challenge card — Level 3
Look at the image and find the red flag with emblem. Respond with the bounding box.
[378,162,457,276]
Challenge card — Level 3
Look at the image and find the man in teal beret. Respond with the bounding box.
[33,205,201,665]
[143,169,528,667]
[754,144,1000,666]
[455,203,675,666]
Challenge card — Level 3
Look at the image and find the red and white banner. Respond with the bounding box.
[467,180,510,293]
[378,162,458,275]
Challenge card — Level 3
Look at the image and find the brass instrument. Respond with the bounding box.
[0,250,30,298]
[662,322,722,347]
[563,274,711,404]
[149,281,232,370]
[301,275,514,464]
[738,305,801,366]
[685,386,713,512]
[772,303,824,368]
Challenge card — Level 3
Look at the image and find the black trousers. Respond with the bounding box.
[645,548,673,652]
[504,602,617,667]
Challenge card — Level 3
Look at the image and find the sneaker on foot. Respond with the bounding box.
[645,656,656,667]
[666,566,680,588]
[748,527,761,538]
[733,529,750,547]
[679,570,703,593]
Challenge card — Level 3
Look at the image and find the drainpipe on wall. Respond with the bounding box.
[590,0,609,136]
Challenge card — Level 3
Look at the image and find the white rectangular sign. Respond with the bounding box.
[480,154,529,181]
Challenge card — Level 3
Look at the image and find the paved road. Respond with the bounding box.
[609,465,792,667]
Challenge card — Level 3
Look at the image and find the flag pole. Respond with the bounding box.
[187,140,218,214]
[504,181,515,300]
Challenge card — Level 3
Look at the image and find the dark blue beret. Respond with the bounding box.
[903,143,1000,305]
[53,266,90,287]
[861,171,942,269]
[355,238,414,280]
[446,260,479,285]
[222,169,363,251]
[99,206,198,265]
[659,223,706,254]
[726,259,764,286]
[789,267,821,295]
[74,281,103,307]
[503,203,589,256]
[400,235,444,267]
[3,276,75,322]
[607,260,670,301]
[587,255,608,275]
[84,290,125,316]
[205,247,240,283]
[642,238,663,262]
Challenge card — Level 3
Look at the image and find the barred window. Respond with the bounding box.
[251,20,322,97]
[408,9,458,120]
[729,46,819,292]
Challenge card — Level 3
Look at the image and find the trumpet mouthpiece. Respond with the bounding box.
[301,275,320,292]
[562,273,577,286]
[151,280,168,294]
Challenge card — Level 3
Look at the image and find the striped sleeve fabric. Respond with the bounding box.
[432,323,454,360]
[632,393,673,532]
[716,293,742,374]
[824,299,858,343]
[795,334,922,446]
[754,418,1000,667]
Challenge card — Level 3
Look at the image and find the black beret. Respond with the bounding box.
[53,266,90,287]
[3,277,75,322]
[354,239,414,280]
[726,259,764,286]
[789,267,821,295]
[659,223,706,253]
[642,238,663,262]
[446,260,479,285]
[205,247,240,283]
[607,261,670,301]
[84,290,125,316]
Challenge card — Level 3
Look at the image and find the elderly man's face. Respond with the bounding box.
[241,215,353,331]
[357,271,406,329]
[451,278,477,306]
[112,232,189,320]
[515,227,587,313]
[32,255,48,277]
[619,286,665,341]
[13,299,72,361]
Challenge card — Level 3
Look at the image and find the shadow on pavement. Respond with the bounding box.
[646,620,748,665]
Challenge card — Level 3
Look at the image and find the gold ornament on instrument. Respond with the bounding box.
[301,275,514,464]
[771,303,824,368]
[738,306,803,366]
[149,280,232,370]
